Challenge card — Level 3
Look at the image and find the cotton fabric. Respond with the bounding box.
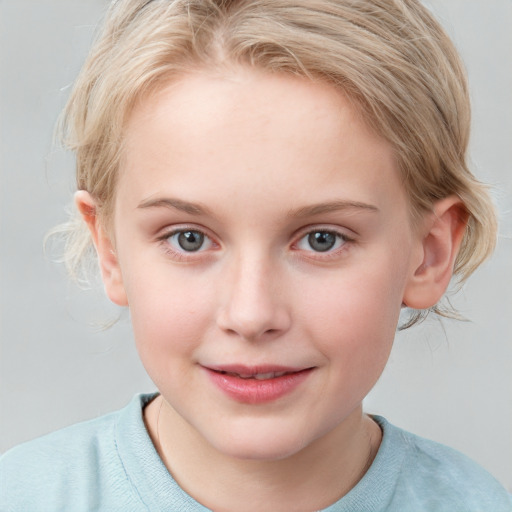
[1,393,510,512]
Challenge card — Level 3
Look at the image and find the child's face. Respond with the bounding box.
[108,68,424,459]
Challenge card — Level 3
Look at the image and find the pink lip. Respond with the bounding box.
[202,364,314,404]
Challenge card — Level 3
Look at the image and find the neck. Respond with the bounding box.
[144,396,381,512]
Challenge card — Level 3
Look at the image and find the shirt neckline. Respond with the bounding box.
[115,393,405,512]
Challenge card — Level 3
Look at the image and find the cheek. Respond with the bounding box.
[304,264,404,332]
[300,256,406,369]
[122,265,216,358]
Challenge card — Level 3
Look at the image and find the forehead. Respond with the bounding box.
[118,68,406,218]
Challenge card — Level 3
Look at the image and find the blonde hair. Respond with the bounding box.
[58,0,497,325]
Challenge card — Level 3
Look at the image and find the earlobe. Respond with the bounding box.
[402,196,469,310]
[75,191,128,307]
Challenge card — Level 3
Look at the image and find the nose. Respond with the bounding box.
[216,253,291,342]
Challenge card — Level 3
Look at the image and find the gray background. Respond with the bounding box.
[1,0,511,491]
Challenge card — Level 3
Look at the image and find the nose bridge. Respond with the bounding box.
[217,246,290,340]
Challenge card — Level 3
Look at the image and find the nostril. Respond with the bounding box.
[215,285,292,340]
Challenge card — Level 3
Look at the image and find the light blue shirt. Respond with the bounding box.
[1,393,510,511]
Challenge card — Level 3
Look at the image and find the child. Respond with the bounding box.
[1,0,510,510]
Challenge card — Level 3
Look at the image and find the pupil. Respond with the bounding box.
[178,231,204,251]
[308,231,336,252]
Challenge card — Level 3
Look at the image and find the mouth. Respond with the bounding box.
[203,365,314,404]
[216,370,293,380]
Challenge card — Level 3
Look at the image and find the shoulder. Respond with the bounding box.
[1,407,118,469]
[374,416,512,512]
[0,394,155,512]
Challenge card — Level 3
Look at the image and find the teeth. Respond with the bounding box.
[254,372,277,380]
[246,371,288,380]
[222,371,288,380]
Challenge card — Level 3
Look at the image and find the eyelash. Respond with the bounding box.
[157,227,216,261]
[156,226,355,262]
[292,228,354,260]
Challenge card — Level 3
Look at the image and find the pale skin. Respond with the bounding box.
[77,67,467,511]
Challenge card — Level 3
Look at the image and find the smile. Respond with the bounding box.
[219,370,289,380]
[202,365,314,404]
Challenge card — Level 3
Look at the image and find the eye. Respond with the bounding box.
[296,230,348,253]
[167,229,213,252]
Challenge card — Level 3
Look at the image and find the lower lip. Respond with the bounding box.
[204,368,313,404]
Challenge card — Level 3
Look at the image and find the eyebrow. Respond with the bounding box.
[137,197,379,218]
[137,197,212,216]
[288,200,379,218]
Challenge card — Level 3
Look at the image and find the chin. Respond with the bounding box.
[219,438,304,462]
[204,420,321,462]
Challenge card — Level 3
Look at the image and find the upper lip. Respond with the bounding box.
[203,364,312,378]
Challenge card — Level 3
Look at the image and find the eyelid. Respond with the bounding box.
[168,230,213,252]
[292,224,356,243]
[156,224,220,259]
[291,225,355,257]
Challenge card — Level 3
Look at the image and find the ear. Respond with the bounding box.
[403,196,469,310]
[75,191,128,306]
